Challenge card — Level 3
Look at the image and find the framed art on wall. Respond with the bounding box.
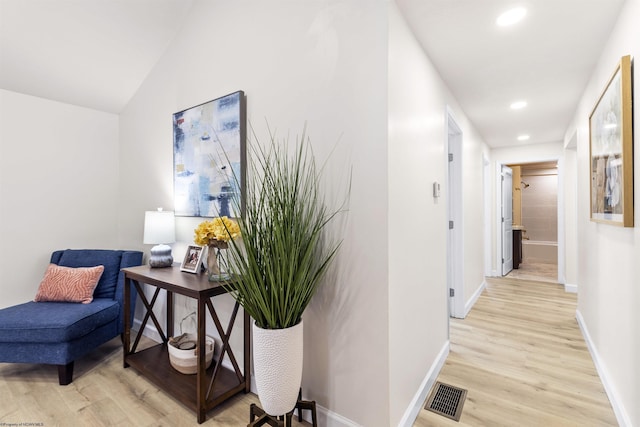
[589,55,634,227]
[173,90,246,218]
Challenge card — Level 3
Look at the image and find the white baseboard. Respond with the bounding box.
[575,310,631,427]
[564,283,577,293]
[251,370,361,426]
[465,280,487,317]
[397,340,450,427]
[314,404,361,427]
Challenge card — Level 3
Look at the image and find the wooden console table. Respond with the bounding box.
[122,265,250,424]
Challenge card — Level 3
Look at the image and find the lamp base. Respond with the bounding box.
[149,244,173,268]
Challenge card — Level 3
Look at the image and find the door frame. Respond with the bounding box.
[446,107,464,318]
[493,157,565,283]
[501,165,513,275]
[483,154,492,277]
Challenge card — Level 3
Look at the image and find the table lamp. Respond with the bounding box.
[143,208,176,268]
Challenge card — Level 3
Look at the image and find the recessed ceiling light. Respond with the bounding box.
[496,7,527,27]
[510,100,527,110]
[517,134,530,141]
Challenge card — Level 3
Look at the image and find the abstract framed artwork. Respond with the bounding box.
[173,90,246,218]
[589,55,633,227]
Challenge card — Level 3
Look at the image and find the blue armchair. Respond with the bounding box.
[0,249,143,385]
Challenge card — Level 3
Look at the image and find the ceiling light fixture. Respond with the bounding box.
[510,100,527,110]
[496,7,527,27]
[517,135,530,141]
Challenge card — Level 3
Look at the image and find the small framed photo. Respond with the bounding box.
[181,245,204,273]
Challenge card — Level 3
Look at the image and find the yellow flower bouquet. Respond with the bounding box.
[194,216,241,247]
[194,217,240,281]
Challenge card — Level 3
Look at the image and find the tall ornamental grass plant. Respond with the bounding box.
[225,126,347,330]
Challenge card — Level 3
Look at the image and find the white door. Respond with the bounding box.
[502,165,513,275]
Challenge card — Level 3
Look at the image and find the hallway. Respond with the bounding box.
[414,277,616,426]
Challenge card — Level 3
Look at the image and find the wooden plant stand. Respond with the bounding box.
[248,389,318,427]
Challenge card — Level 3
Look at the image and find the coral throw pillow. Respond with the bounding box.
[34,264,105,304]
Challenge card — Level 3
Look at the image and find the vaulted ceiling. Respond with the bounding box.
[0,0,193,113]
[0,0,627,147]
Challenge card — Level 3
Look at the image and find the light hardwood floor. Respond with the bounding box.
[0,337,311,426]
[414,277,617,427]
[506,261,558,283]
[1,277,617,426]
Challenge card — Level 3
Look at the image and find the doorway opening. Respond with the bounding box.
[505,161,559,283]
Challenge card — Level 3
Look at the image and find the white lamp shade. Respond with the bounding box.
[143,210,176,244]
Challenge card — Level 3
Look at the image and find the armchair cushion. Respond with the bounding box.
[34,264,104,304]
[56,249,123,299]
[0,299,119,343]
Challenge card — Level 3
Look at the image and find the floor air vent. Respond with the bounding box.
[425,381,468,422]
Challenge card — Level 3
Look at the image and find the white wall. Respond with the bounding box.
[118,1,390,425]
[460,111,490,308]
[0,89,120,308]
[388,6,447,425]
[388,4,489,424]
[568,0,640,424]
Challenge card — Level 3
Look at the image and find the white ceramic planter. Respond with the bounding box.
[252,320,303,416]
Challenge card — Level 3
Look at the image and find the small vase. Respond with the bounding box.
[207,241,230,281]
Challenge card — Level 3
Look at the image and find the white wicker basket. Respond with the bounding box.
[168,334,215,375]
